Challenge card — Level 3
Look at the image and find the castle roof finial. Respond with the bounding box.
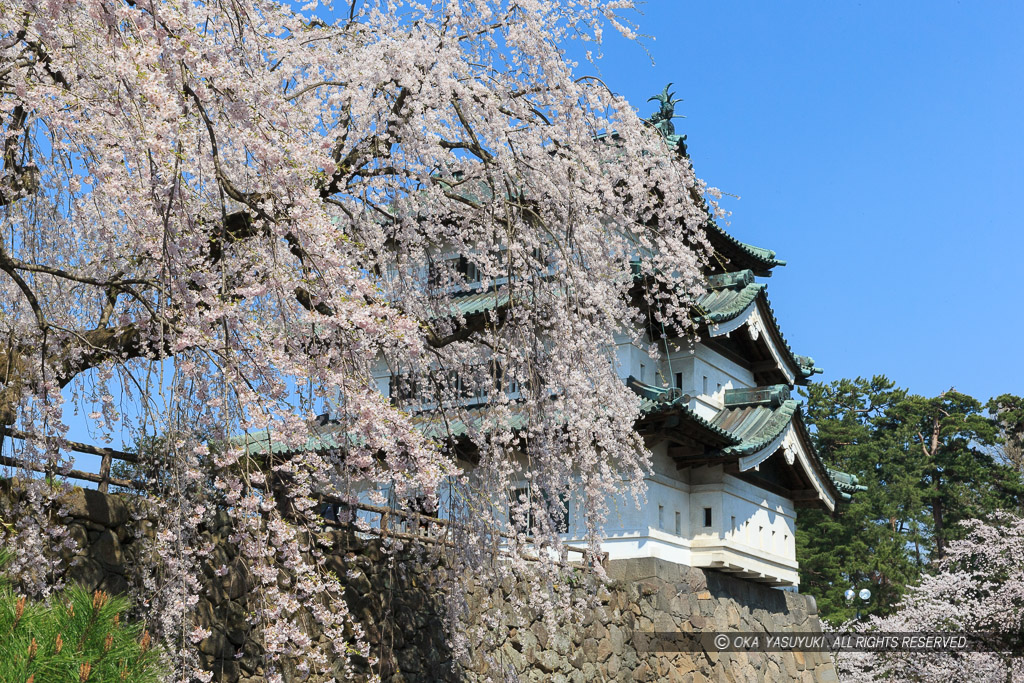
[646,83,687,154]
[647,83,683,134]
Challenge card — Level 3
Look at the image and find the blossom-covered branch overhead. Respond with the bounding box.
[0,0,714,677]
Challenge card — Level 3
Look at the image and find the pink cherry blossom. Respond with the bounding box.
[0,0,713,676]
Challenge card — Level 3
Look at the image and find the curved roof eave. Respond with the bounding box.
[703,289,820,383]
[704,220,787,275]
[710,399,839,510]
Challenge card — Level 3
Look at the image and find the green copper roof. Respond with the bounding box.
[241,378,864,506]
[629,377,741,446]
[425,268,822,383]
[712,393,863,502]
[711,399,801,456]
[245,375,742,457]
[635,382,864,504]
[692,270,820,380]
[237,407,408,455]
[633,380,797,459]
[442,289,512,319]
[704,221,786,274]
[695,279,765,324]
[239,423,348,456]
[723,385,791,408]
[239,403,536,456]
[412,405,530,440]
[826,468,868,499]
[795,355,820,377]
[738,241,785,267]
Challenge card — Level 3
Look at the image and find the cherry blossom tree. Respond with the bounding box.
[0,0,711,678]
[836,514,1024,682]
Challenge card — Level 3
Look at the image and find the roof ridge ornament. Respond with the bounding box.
[707,269,755,290]
[626,375,687,404]
[723,385,792,408]
[646,83,688,155]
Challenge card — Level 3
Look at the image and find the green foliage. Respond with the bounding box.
[0,550,164,683]
[989,393,1024,475]
[796,377,1024,624]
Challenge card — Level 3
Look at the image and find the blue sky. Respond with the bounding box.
[575,1,1023,401]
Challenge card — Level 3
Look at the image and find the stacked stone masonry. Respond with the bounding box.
[3,482,839,682]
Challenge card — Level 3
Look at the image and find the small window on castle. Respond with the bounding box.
[675,372,683,390]
[674,511,681,535]
[702,376,708,394]
[703,507,712,527]
[658,505,664,529]
[731,516,736,536]
[716,382,722,394]
[640,363,646,381]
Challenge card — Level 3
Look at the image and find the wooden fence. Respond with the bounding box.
[0,428,603,566]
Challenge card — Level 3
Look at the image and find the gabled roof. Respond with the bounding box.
[695,270,764,323]
[634,382,863,510]
[712,392,801,457]
[696,270,821,383]
[629,377,740,447]
[421,263,820,388]
[240,377,865,510]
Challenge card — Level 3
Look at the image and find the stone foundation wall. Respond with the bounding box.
[2,482,839,682]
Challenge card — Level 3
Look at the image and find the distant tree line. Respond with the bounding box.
[796,377,1024,624]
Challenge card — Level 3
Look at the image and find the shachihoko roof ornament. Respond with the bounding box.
[646,83,688,156]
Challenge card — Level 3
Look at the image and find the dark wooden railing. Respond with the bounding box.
[1,427,138,492]
[0,428,603,566]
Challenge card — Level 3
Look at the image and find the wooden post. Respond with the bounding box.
[98,451,112,493]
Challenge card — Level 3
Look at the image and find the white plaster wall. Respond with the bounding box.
[371,358,392,397]
[562,459,801,586]
[347,448,802,586]
[558,454,800,586]
[714,474,796,563]
[649,440,683,479]
[613,336,656,383]
[648,344,758,421]
[562,468,696,569]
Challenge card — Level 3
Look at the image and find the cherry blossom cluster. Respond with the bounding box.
[836,514,1024,681]
[0,0,711,678]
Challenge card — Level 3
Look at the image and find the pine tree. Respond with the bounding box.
[0,550,164,683]
[797,378,1024,623]
[989,393,1024,477]
[798,377,922,622]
